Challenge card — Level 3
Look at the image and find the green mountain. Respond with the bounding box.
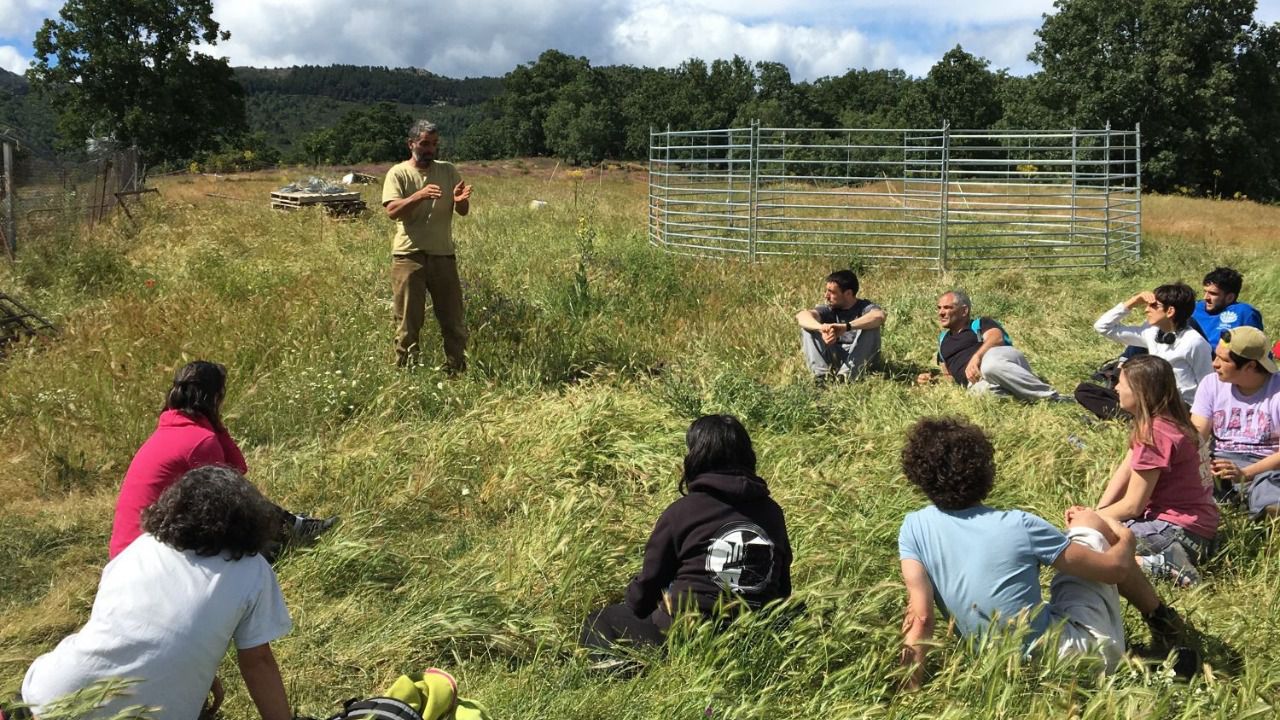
[0,65,502,159]
[0,68,58,152]
[233,65,502,105]
[0,67,26,94]
[234,66,503,157]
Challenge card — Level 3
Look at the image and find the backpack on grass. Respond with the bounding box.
[323,669,489,720]
[326,697,424,720]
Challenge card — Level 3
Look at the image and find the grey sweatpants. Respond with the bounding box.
[1047,527,1126,673]
[1217,451,1280,518]
[801,328,881,379]
[968,346,1062,402]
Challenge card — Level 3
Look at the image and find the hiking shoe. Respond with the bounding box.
[1167,645,1202,679]
[290,514,338,543]
[1144,604,1189,651]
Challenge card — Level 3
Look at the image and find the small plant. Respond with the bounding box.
[569,214,596,318]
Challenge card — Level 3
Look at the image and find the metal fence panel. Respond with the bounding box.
[649,123,1141,270]
[3,142,143,256]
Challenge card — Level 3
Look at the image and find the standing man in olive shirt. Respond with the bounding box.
[382,120,473,371]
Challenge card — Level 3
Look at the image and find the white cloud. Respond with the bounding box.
[0,45,30,74]
[11,0,1280,83]
[950,21,1045,74]
[209,0,626,75]
[628,0,1055,25]
[0,0,59,37]
[205,0,1042,80]
[611,6,905,78]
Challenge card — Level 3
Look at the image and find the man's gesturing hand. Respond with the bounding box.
[453,180,472,202]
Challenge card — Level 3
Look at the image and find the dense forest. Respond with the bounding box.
[4,0,1280,199]
[234,65,503,106]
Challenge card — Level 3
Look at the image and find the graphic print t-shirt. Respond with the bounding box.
[1191,373,1280,457]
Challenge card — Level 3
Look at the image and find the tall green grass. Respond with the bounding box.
[2,169,1279,718]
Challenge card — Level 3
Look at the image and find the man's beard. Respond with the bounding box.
[413,150,434,164]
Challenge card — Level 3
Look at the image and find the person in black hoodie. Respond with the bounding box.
[579,414,792,657]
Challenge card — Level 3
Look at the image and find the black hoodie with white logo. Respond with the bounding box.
[624,471,792,627]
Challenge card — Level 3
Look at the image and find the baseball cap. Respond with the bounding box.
[1221,327,1278,373]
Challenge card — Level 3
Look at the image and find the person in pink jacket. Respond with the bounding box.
[109,361,336,560]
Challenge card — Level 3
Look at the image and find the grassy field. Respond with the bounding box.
[2,163,1280,719]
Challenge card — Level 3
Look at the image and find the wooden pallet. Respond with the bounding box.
[270,190,367,216]
[270,190,362,205]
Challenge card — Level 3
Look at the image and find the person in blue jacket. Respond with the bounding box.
[1192,267,1263,347]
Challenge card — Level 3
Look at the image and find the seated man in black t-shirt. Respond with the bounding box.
[916,290,1068,402]
[795,270,886,383]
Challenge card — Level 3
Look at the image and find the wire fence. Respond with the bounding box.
[648,122,1141,270]
[2,141,145,258]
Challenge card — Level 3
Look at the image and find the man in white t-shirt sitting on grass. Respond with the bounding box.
[20,466,294,720]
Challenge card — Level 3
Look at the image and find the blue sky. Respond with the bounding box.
[3,0,1280,81]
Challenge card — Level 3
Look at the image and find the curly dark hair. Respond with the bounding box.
[1203,267,1243,297]
[901,416,995,510]
[142,465,278,560]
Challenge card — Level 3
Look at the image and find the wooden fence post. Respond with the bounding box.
[3,141,15,258]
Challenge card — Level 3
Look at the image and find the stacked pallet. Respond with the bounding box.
[270,190,367,216]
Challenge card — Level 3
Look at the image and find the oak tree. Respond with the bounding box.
[29,0,245,164]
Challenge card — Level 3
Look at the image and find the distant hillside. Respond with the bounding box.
[236,66,503,157]
[0,68,58,153]
[1,65,502,159]
[246,90,491,158]
[0,68,26,94]
[234,65,503,107]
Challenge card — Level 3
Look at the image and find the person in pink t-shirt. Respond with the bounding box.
[109,361,337,560]
[1096,355,1218,587]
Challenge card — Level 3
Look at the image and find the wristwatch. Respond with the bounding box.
[845,321,852,331]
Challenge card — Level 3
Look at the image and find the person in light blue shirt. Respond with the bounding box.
[896,417,1192,688]
[1192,267,1264,347]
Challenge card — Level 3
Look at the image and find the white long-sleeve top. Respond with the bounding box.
[1093,302,1213,404]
